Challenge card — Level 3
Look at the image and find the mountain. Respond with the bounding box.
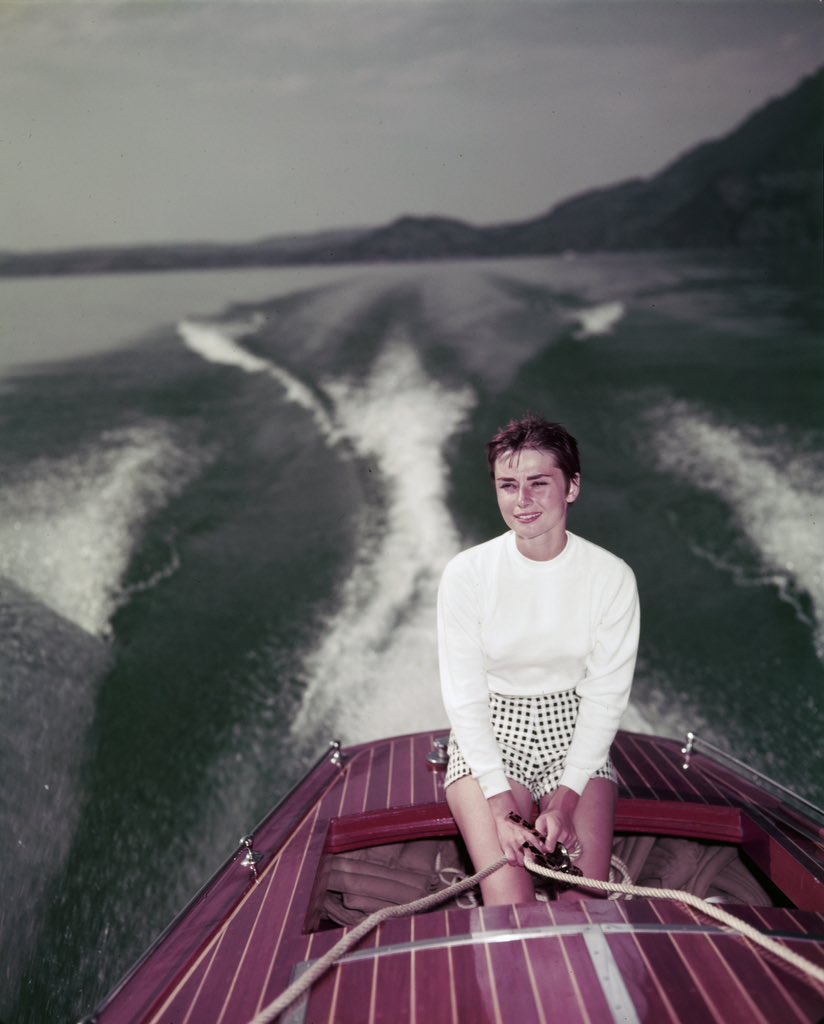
[1,66,820,277]
[334,65,822,261]
[484,64,823,254]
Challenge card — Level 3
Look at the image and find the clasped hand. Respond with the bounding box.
[535,806,577,854]
[490,788,580,867]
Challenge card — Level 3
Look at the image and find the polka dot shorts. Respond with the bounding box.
[444,689,616,802]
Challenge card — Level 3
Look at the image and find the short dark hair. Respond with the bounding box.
[486,414,581,489]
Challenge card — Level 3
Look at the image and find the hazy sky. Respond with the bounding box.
[2,0,821,251]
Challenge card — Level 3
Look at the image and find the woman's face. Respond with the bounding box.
[493,447,580,558]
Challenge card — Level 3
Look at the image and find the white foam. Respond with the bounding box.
[0,424,200,636]
[570,300,625,339]
[178,318,336,440]
[178,316,270,373]
[649,398,824,659]
[291,334,475,744]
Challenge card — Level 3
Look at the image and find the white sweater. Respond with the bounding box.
[437,530,639,798]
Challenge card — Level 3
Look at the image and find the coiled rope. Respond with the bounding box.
[246,853,824,1024]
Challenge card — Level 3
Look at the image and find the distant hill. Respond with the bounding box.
[478,64,824,255]
[1,66,820,277]
[0,227,368,277]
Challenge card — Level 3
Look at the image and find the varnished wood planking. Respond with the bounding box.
[96,731,824,1023]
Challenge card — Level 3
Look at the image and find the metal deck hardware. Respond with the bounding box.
[681,730,824,822]
[240,834,263,879]
[426,735,449,766]
[681,731,697,769]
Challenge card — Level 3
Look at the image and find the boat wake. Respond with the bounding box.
[648,397,824,661]
[0,423,202,638]
[569,300,625,339]
[178,318,337,441]
[178,304,475,746]
[291,334,475,745]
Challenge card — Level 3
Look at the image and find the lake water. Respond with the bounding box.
[0,250,821,1022]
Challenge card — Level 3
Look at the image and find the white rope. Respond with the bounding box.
[606,852,633,898]
[245,856,508,1024]
[524,854,824,989]
[246,851,824,1024]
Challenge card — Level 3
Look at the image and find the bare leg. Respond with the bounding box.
[541,778,616,900]
[446,775,536,906]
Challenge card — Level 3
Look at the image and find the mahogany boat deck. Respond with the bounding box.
[88,730,824,1024]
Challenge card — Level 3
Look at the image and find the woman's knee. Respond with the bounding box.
[573,778,617,880]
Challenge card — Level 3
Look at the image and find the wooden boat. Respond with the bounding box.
[82,729,824,1023]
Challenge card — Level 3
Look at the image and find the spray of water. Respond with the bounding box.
[569,300,626,339]
[292,333,475,743]
[649,397,824,660]
[0,423,201,637]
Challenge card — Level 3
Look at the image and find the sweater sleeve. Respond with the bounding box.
[437,553,510,799]
[560,561,640,794]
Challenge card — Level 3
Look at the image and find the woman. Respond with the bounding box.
[437,414,640,905]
